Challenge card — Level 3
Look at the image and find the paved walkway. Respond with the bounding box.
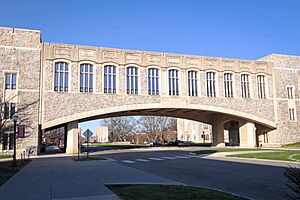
[0,157,180,200]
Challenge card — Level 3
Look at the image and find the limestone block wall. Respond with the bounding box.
[0,27,41,153]
[260,54,300,144]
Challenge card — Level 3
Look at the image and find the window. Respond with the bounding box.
[257,75,266,99]
[54,62,69,92]
[241,74,250,98]
[5,73,17,90]
[4,102,15,119]
[126,67,138,94]
[206,72,216,97]
[188,70,198,96]
[168,69,179,96]
[80,64,93,92]
[224,73,233,97]
[104,65,116,94]
[148,68,159,95]
[287,86,294,99]
[289,108,296,122]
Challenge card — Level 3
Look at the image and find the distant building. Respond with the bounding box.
[96,126,109,143]
[177,119,212,143]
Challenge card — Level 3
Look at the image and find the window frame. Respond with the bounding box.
[187,69,199,97]
[256,73,267,99]
[125,64,140,95]
[147,66,161,96]
[4,72,18,90]
[79,61,95,93]
[102,62,119,94]
[168,67,180,96]
[240,72,251,98]
[53,60,70,92]
[205,70,218,97]
[223,71,235,98]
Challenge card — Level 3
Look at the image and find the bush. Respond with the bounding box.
[284,165,300,200]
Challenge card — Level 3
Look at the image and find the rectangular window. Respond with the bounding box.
[4,102,16,119]
[104,65,116,94]
[79,64,93,93]
[148,68,159,95]
[289,108,296,122]
[224,73,233,97]
[54,62,69,92]
[188,71,198,96]
[169,69,179,96]
[257,75,266,99]
[5,73,17,90]
[126,67,138,94]
[241,74,250,98]
[287,86,294,99]
[206,72,216,97]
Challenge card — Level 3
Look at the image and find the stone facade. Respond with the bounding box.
[0,27,299,154]
[96,126,109,143]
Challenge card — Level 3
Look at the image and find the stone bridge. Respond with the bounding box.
[1,27,299,154]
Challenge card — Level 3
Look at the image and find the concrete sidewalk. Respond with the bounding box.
[0,158,119,200]
[0,157,181,200]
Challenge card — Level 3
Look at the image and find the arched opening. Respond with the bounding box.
[223,120,240,146]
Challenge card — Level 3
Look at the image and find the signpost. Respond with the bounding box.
[82,129,93,158]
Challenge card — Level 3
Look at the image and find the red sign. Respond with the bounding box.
[18,125,25,138]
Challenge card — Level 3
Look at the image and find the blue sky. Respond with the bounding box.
[1,0,299,134]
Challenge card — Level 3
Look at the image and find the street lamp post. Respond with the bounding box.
[12,113,18,167]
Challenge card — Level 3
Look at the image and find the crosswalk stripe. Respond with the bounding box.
[148,157,164,161]
[161,156,178,160]
[135,159,150,162]
[121,160,136,164]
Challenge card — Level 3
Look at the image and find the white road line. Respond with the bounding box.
[161,156,178,160]
[148,157,164,161]
[174,156,189,159]
[121,160,136,164]
[187,155,199,158]
[135,159,150,162]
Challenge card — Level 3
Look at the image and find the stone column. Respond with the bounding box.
[211,119,225,147]
[239,121,257,147]
[66,121,79,155]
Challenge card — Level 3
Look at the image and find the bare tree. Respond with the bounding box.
[0,96,38,144]
[139,116,169,142]
[43,127,64,148]
[102,117,137,142]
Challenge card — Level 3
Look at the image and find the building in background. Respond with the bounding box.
[177,119,212,143]
[96,126,109,143]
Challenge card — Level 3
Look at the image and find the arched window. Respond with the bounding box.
[224,73,233,97]
[104,65,116,94]
[188,70,198,96]
[257,75,266,99]
[206,71,216,97]
[168,69,179,96]
[241,74,250,98]
[148,68,159,95]
[126,67,138,94]
[80,64,93,92]
[54,62,69,92]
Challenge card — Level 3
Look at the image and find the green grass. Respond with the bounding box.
[92,143,147,149]
[108,185,246,200]
[0,155,12,159]
[74,157,107,161]
[193,148,263,155]
[282,142,300,148]
[227,151,300,162]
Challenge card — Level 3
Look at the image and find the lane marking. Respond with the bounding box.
[121,160,136,164]
[161,156,178,160]
[135,159,150,162]
[148,157,164,161]
[174,156,189,159]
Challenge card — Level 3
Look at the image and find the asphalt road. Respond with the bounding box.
[101,150,291,200]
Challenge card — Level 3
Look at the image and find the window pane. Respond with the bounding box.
[89,74,93,92]
[64,72,68,91]
[5,74,11,89]
[80,73,83,92]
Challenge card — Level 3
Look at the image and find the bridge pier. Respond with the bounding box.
[239,121,257,147]
[66,121,79,155]
[211,119,225,147]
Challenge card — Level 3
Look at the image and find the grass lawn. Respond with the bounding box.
[282,142,300,149]
[108,185,246,200]
[227,151,300,162]
[0,159,31,186]
[0,155,12,159]
[193,148,264,155]
[74,156,107,161]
